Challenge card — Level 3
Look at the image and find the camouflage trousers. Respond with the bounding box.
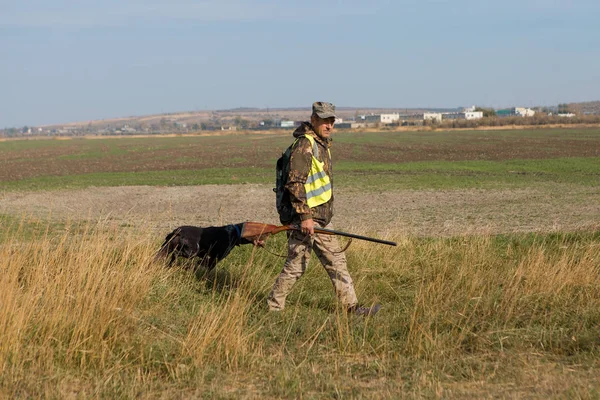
[267,222,358,311]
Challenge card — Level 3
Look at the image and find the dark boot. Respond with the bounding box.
[348,304,381,316]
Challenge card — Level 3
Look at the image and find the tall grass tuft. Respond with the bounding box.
[404,234,600,360]
[0,219,157,377]
[181,251,267,370]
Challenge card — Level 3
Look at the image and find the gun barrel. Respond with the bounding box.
[314,227,397,246]
[241,222,397,246]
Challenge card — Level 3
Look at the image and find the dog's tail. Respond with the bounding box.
[154,228,180,264]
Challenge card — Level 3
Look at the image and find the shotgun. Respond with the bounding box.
[241,221,397,246]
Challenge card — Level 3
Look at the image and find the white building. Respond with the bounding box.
[423,112,443,123]
[442,111,483,120]
[442,113,461,120]
[515,107,535,117]
[362,114,381,123]
[464,111,483,120]
[358,113,400,124]
[380,113,400,124]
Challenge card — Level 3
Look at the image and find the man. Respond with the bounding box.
[267,101,381,316]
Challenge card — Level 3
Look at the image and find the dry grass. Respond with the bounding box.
[1,217,600,398]
[0,219,159,396]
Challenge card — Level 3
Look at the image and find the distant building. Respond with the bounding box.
[336,119,367,129]
[357,113,400,125]
[280,120,295,128]
[121,126,137,133]
[496,109,513,117]
[380,113,400,124]
[515,107,535,117]
[442,111,483,120]
[442,113,462,120]
[497,107,536,117]
[363,114,382,123]
[423,112,443,123]
[335,122,352,129]
[464,111,483,120]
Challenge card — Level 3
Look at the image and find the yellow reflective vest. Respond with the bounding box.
[302,135,332,208]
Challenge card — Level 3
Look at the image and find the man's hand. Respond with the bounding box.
[300,218,315,236]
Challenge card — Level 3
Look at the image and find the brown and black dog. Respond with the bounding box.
[155,223,263,270]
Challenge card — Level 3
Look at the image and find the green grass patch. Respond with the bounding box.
[0,214,72,242]
[0,168,273,191]
[337,157,600,190]
[2,156,599,191]
[335,127,600,144]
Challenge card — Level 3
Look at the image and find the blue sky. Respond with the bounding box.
[1,0,599,127]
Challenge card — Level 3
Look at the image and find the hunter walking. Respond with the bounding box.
[268,101,380,316]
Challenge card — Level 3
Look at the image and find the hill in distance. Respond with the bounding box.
[32,101,600,131]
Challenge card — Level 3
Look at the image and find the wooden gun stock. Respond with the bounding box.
[241,221,397,246]
[241,222,291,239]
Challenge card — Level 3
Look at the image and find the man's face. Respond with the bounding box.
[311,115,335,139]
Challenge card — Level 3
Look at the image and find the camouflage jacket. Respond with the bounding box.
[286,122,334,226]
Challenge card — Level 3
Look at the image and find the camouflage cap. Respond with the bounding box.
[312,102,336,119]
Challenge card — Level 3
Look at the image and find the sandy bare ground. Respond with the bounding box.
[1,184,599,238]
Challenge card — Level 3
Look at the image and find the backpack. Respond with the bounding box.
[274,136,302,224]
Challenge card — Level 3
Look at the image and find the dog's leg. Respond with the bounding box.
[166,251,177,268]
[206,258,218,271]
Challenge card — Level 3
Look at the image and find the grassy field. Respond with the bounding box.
[1,128,600,398]
[1,128,600,191]
[2,217,600,398]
